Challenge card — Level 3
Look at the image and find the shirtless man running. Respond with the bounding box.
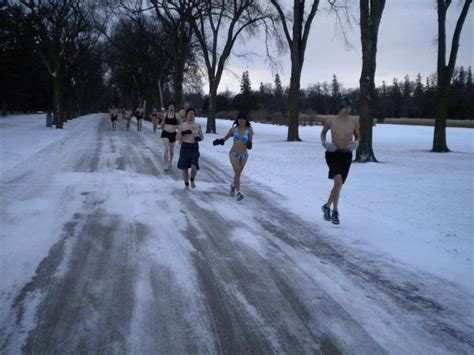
[124,108,132,130]
[320,97,360,225]
[176,107,204,189]
[177,101,191,121]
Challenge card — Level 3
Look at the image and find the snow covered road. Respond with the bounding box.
[1,114,472,354]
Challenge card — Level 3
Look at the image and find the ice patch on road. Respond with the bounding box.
[230,228,268,258]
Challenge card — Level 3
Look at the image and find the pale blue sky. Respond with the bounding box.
[217,0,473,93]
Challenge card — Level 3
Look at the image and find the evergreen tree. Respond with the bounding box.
[424,77,437,118]
[274,73,283,98]
[331,74,341,113]
[467,66,473,116]
[390,78,401,117]
[401,74,414,117]
[331,74,341,97]
[256,81,273,111]
[467,66,472,92]
[402,75,411,98]
[414,73,424,117]
[375,80,388,121]
[272,73,285,112]
[449,66,467,119]
[381,80,387,96]
[233,70,257,111]
[240,70,251,94]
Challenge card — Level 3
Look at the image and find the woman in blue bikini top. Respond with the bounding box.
[214,112,253,201]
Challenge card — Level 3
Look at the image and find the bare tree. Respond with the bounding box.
[101,1,200,111]
[15,0,91,128]
[101,4,174,111]
[149,0,197,108]
[270,0,321,141]
[187,0,271,133]
[355,0,386,162]
[432,0,471,152]
[65,29,105,117]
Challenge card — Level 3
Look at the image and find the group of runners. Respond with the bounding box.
[108,102,254,201]
[108,97,359,223]
[109,106,144,132]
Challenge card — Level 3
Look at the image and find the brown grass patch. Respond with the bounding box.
[378,118,474,128]
[210,110,473,128]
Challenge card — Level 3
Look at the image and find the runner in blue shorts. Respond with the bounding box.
[177,107,203,189]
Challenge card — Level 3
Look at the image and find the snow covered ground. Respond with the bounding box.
[1,113,472,292]
[204,115,474,294]
[0,113,472,354]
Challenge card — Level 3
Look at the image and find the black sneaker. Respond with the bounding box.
[331,210,340,225]
[321,204,331,221]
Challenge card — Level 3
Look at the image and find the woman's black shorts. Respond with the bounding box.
[161,130,177,143]
[177,142,200,170]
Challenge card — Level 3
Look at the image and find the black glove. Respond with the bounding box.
[213,138,224,146]
[182,130,192,135]
[194,136,201,142]
[247,141,252,150]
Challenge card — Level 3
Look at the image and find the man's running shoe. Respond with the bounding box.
[230,184,236,197]
[322,204,331,221]
[331,210,340,225]
[235,191,244,201]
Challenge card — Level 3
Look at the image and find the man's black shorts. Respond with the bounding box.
[177,142,200,170]
[325,150,352,183]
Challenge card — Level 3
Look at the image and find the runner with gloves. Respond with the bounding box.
[320,97,360,224]
[213,112,253,201]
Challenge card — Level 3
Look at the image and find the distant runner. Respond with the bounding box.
[135,107,144,132]
[110,106,118,131]
[150,108,161,133]
[177,101,191,121]
[124,108,132,130]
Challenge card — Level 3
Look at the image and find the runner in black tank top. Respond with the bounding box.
[110,106,118,131]
[160,103,182,171]
[135,107,144,132]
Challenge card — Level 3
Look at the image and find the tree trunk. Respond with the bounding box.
[431,0,471,152]
[173,35,186,109]
[357,77,377,162]
[356,0,385,162]
[157,78,164,110]
[357,31,378,162]
[52,74,63,129]
[174,63,184,109]
[206,83,217,134]
[287,50,302,141]
[432,75,450,152]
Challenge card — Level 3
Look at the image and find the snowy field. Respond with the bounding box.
[0,113,472,354]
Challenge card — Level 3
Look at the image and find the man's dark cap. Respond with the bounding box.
[339,97,353,109]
